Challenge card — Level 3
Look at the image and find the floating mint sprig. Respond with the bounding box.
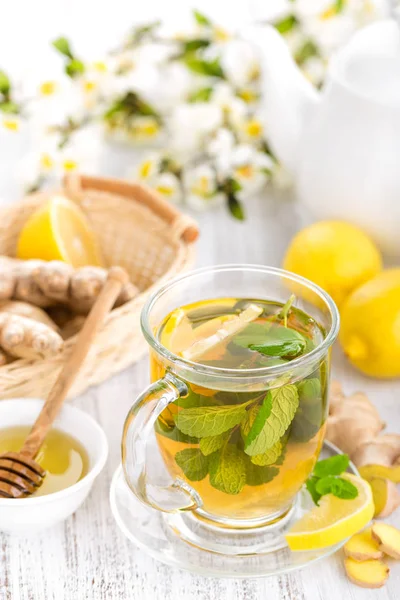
[249,327,306,359]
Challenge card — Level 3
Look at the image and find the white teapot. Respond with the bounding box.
[245,20,400,257]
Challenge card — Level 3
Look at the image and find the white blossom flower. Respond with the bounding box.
[19,124,101,189]
[168,103,223,161]
[138,62,195,114]
[220,39,260,87]
[182,163,224,211]
[238,115,264,144]
[208,127,236,177]
[131,152,162,183]
[153,172,182,205]
[212,82,248,129]
[128,115,162,143]
[230,145,273,196]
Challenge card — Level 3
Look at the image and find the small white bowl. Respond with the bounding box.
[0,398,108,534]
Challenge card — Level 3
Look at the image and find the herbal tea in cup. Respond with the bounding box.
[122,266,339,551]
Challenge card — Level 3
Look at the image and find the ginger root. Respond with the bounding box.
[344,557,389,588]
[0,313,63,360]
[326,381,400,518]
[344,527,383,561]
[372,522,400,559]
[0,301,59,331]
[0,258,138,314]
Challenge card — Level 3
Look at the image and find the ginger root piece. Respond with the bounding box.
[368,478,400,518]
[33,261,74,302]
[344,527,383,561]
[0,301,59,331]
[372,522,400,559]
[354,435,400,481]
[0,313,63,360]
[0,258,138,314]
[326,382,384,456]
[69,266,106,314]
[326,382,400,518]
[14,260,53,307]
[344,557,389,588]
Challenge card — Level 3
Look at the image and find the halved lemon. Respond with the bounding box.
[286,474,374,551]
[17,195,103,267]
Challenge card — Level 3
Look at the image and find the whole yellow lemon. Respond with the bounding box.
[283,221,382,307]
[340,269,400,378]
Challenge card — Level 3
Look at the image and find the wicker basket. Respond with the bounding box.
[0,173,198,400]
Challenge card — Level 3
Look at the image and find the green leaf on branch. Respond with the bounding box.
[251,440,283,466]
[209,445,246,494]
[245,385,299,456]
[335,0,345,13]
[175,448,209,481]
[0,101,19,114]
[104,92,160,123]
[126,21,161,46]
[181,39,211,54]
[249,327,306,359]
[193,9,212,27]
[315,475,358,500]
[174,403,247,438]
[227,193,245,220]
[52,37,73,59]
[295,40,320,65]
[0,70,11,96]
[183,56,224,78]
[188,87,213,103]
[65,59,85,78]
[274,14,299,35]
[200,431,231,456]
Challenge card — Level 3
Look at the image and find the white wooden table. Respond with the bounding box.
[1,193,399,600]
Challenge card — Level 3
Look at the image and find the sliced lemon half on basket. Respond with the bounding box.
[286,474,374,551]
[17,195,103,267]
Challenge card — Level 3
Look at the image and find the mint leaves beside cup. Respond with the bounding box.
[306,454,358,505]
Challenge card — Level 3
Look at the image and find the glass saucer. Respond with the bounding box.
[110,441,357,578]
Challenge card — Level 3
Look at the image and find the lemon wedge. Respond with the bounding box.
[17,195,103,267]
[286,474,374,551]
[160,308,195,354]
[181,304,262,361]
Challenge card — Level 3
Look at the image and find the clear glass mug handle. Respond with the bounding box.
[122,373,202,513]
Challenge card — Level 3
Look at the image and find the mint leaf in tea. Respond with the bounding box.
[151,296,329,522]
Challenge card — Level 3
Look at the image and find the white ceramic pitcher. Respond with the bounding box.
[244,19,400,257]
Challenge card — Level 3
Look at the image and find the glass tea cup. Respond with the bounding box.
[122,265,339,554]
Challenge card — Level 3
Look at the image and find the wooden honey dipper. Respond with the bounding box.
[0,266,129,499]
